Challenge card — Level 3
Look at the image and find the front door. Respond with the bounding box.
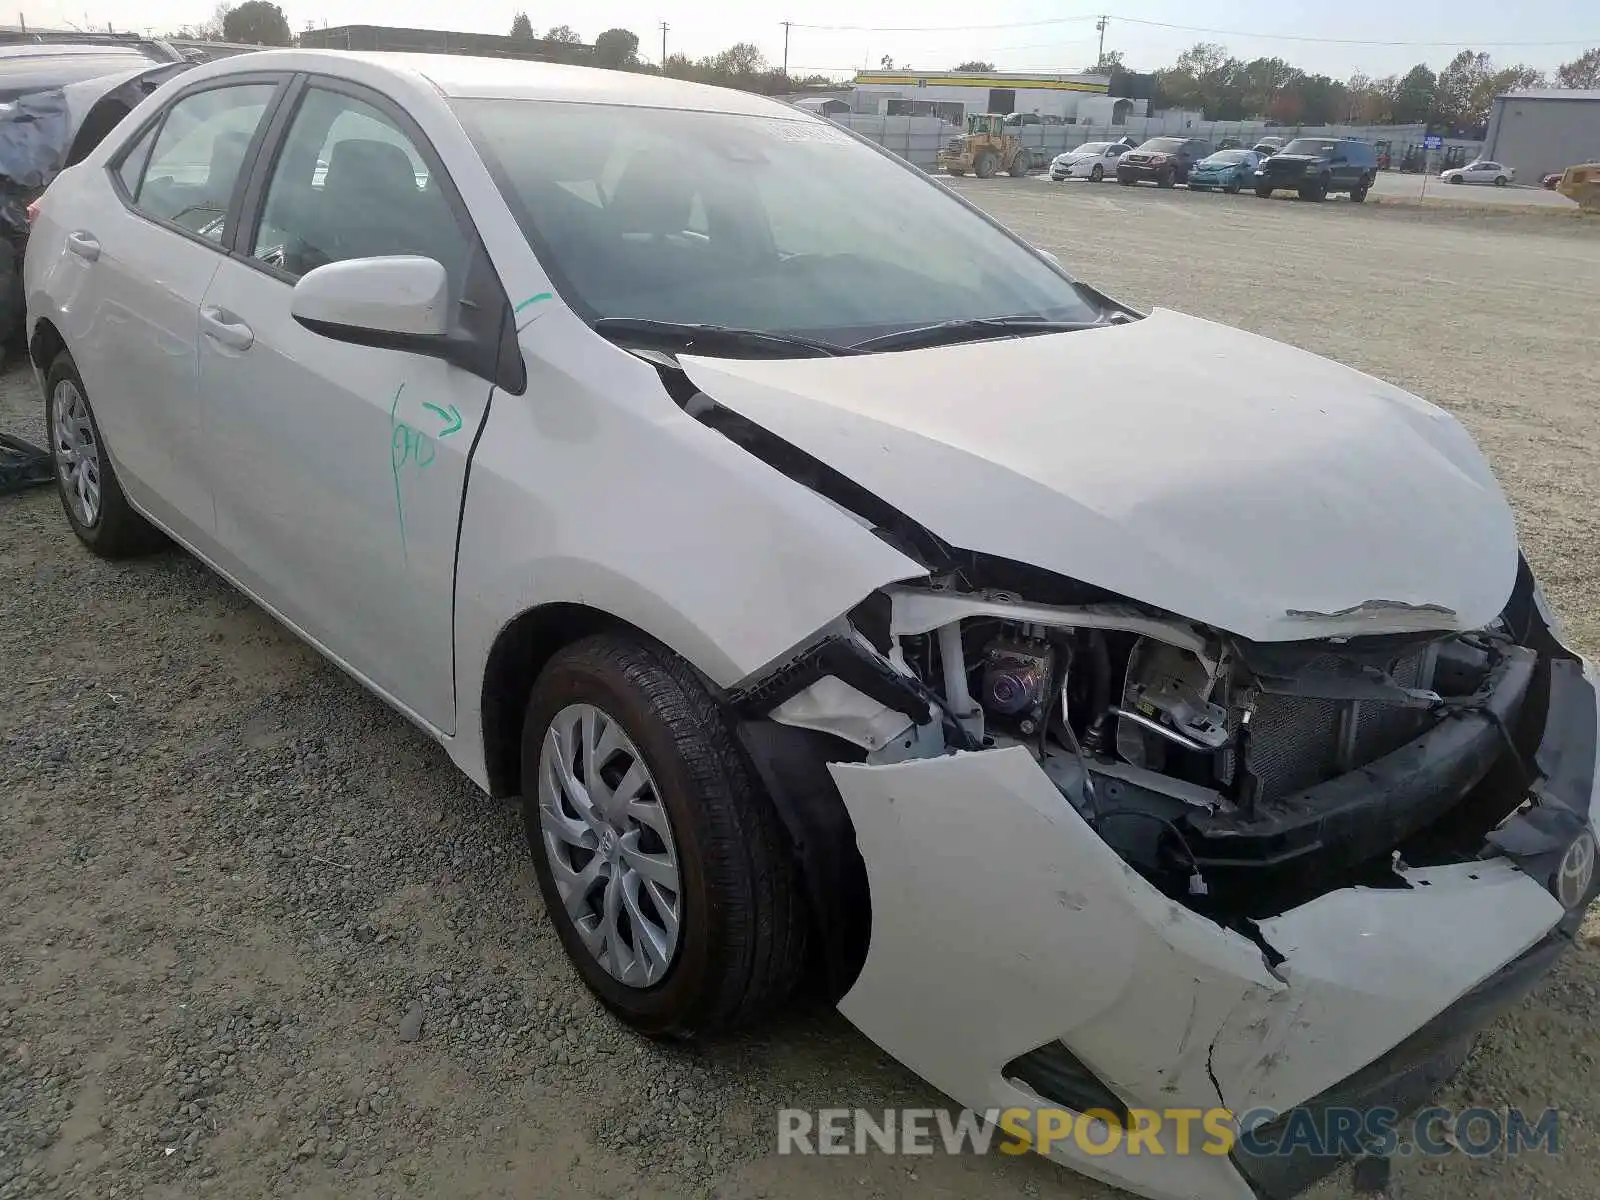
[195,80,500,732]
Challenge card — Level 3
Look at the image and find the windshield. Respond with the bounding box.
[1282,139,1338,157]
[1072,142,1110,155]
[1202,150,1251,165]
[454,99,1100,344]
[1136,137,1186,153]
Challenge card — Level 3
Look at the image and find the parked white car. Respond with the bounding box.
[1442,160,1515,186]
[1048,140,1127,182]
[25,50,1600,1200]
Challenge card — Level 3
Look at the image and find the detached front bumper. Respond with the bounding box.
[831,636,1598,1200]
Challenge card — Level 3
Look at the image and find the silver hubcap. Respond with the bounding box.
[537,703,682,987]
[52,380,101,526]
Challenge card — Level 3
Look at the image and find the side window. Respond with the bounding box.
[128,84,276,241]
[250,86,468,285]
[115,120,157,198]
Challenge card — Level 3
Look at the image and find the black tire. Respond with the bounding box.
[1190,184,1209,192]
[1449,174,1463,185]
[1255,186,1273,198]
[946,167,966,177]
[1349,183,1369,203]
[974,151,997,179]
[0,239,21,352]
[1157,167,1175,189]
[43,350,165,558]
[1090,163,1103,182]
[1494,175,1507,187]
[519,634,806,1036]
[1009,157,1030,178]
[1118,175,1134,186]
[1226,181,1242,194]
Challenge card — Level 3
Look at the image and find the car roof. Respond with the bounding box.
[0,41,171,98]
[191,49,807,119]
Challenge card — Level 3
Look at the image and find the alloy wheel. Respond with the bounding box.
[52,379,101,527]
[536,703,683,987]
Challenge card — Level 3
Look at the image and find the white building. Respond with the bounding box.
[850,69,1145,126]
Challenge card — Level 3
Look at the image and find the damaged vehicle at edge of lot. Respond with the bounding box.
[0,37,194,343]
[22,50,1600,1200]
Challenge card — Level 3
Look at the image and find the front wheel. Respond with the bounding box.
[520,634,807,1035]
[1449,174,1463,184]
[1118,175,1134,186]
[1226,181,1242,194]
[44,351,165,558]
[1349,182,1369,203]
[1255,186,1273,198]
[974,151,997,179]
[1090,164,1103,182]
[1157,168,1176,188]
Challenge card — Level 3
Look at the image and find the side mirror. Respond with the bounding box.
[292,255,450,342]
[290,253,522,393]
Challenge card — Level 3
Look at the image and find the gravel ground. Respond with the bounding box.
[3,189,1599,1200]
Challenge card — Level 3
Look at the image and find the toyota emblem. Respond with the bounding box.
[1555,829,1597,911]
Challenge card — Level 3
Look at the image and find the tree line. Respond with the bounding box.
[1130,43,1595,132]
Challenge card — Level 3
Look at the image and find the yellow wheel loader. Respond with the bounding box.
[939,114,1040,179]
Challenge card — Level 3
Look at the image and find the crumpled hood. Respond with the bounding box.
[679,308,1520,643]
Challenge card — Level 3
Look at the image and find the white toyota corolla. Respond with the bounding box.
[24,50,1600,1200]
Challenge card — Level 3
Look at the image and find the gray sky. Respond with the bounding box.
[17,0,1600,81]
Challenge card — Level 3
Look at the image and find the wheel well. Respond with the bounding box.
[30,317,65,374]
[478,602,634,798]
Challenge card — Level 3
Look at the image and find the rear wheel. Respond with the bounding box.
[1090,163,1103,182]
[1226,180,1242,194]
[520,634,806,1035]
[974,151,997,179]
[44,351,165,558]
[1255,186,1273,198]
[1349,181,1369,202]
[1494,175,1508,187]
[1009,156,1031,178]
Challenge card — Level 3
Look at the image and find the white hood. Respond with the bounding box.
[679,309,1520,643]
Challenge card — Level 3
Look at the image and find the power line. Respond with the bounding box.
[784,13,1600,47]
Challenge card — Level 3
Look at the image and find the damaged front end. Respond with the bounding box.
[644,336,1596,1199]
[728,556,1597,1200]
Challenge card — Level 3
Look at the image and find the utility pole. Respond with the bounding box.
[782,21,790,79]
[1095,16,1107,68]
[660,22,669,69]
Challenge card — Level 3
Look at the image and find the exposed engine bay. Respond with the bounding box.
[750,576,1547,925]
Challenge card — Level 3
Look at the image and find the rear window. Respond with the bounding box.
[1282,139,1338,157]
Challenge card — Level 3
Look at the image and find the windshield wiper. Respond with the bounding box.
[592,317,858,358]
[849,314,1112,352]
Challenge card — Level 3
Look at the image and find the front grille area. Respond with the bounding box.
[1242,652,1434,803]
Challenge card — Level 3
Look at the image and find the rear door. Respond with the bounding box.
[193,76,512,732]
[59,75,284,543]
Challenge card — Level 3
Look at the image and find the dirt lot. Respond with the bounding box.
[3,184,1599,1200]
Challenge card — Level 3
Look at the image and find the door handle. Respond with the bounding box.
[199,306,254,351]
[66,231,100,261]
